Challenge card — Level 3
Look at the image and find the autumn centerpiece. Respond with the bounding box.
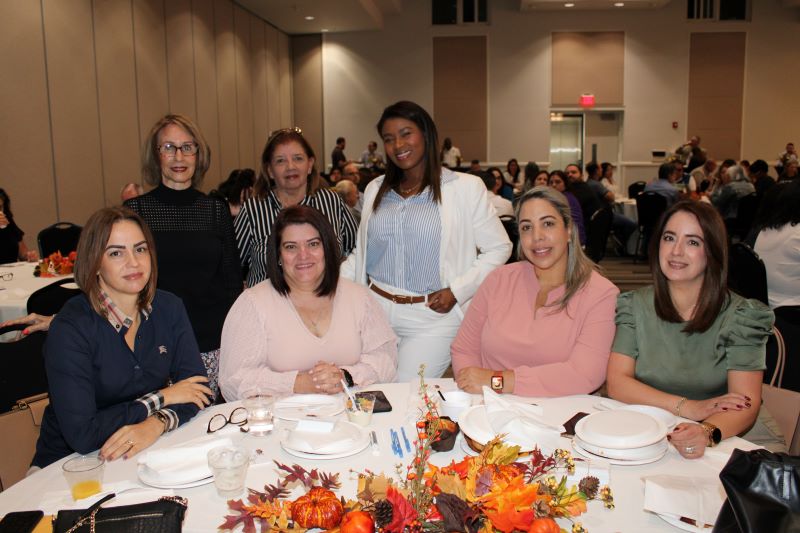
[34,251,76,277]
[219,368,614,532]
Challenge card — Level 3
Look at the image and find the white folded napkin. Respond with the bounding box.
[38,480,172,515]
[701,436,763,472]
[482,387,565,451]
[284,421,361,454]
[643,474,724,527]
[137,435,233,484]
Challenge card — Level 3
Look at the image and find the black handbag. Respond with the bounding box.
[53,493,187,533]
[713,448,800,533]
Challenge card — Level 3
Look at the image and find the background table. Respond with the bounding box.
[0,262,63,323]
[0,381,745,532]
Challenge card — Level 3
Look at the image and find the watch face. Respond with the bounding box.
[491,375,503,391]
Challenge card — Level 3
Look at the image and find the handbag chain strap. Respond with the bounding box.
[63,495,188,533]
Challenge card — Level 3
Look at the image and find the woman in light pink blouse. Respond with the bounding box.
[451,187,618,397]
[219,206,396,400]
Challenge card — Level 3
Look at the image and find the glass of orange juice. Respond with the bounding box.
[62,455,105,500]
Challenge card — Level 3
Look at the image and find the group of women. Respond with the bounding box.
[17,101,782,470]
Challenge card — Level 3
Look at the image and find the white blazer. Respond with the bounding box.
[341,168,512,318]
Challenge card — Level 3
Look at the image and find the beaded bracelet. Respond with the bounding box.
[675,396,688,417]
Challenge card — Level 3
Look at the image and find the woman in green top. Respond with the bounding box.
[607,201,777,459]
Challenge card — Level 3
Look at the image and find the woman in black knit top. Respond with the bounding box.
[126,115,242,399]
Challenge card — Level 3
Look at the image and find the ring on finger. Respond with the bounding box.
[684,445,695,454]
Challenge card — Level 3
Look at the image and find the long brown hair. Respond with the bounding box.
[141,114,210,187]
[254,128,320,200]
[373,101,442,211]
[649,201,729,333]
[74,207,158,317]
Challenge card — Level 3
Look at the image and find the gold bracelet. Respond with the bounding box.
[675,397,688,417]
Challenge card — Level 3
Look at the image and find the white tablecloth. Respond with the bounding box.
[0,381,753,531]
[0,262,62,323]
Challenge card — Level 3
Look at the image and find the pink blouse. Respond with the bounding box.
[450,262,618,397]
[219,278,397,399]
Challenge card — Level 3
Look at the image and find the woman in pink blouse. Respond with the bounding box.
[451,187,618,397]
[219,206,397,399]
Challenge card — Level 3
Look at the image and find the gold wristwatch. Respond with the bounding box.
[700,421,721,447]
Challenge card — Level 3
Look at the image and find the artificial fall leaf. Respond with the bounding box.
[275,461,318,489]
[481,438,521,466]
[435,472,467,500]
[357,473,392,502]
[478,476,546,533]
[435,492,482,533]
[319,470,342,490]
[384,485,417,533]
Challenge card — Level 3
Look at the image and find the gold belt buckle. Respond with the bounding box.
[392,294,408,304]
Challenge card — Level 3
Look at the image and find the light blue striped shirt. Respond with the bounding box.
[365,173,455,293]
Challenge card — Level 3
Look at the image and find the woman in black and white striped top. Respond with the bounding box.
[235,128,357,287]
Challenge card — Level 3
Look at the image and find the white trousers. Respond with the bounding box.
[369,280,462,382]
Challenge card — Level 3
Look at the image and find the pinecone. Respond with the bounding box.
[373,499,393,528]
[579,476,600,499]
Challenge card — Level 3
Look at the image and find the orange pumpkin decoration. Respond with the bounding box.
[339,510,374,533]
[291,487,344,529]
[527,517,560,533]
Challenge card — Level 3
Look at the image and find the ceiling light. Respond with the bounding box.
[304,15,315,21]
[564,3,575,7]
[614,2,625,6]
[321,28,329,32]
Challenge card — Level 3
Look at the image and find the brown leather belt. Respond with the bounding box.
[369,283,426,304]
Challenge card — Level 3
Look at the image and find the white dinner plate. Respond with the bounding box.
[273,394,344,421]
[575,410,667,449]
[575,436,668,461]
[656,512,713,531]
[617,405,677,431]
[137,465,214,489]
[459,405,536,452]
[283,421,366,455]
[280,436,370,460]
[571,439,667,466]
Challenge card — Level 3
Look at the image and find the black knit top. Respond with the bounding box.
[125,184,242,352]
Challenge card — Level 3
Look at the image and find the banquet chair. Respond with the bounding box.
[633,192,667,263]
[0,325,48,414]
[761,326,800,455]
[727,243,768,306]
[37,222,82,257]
[499,215,518,264]
[585,207,613,263]
[627,181,647,199]
[27,277,81,316]
[731,193,759,242]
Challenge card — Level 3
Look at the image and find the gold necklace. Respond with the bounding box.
[399,182,422,195]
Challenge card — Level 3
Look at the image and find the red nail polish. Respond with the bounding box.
[745,396,751,401]
[23,328,29,335]
[736,404,743,408]
[722,407,728,411]
[745,402,751,408]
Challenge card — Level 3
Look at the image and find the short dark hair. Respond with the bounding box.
[649,201,729,333]
[479,171,496,191]
[255,129,320,199]
[141,114,210,187]
[266,205,340,297]
[336,137,345,144]
[74,207,158,317]
[750,159,768,174]
[585,161,600,178]
[753,179,800,231]
[374,101,442,211]
[658,162,675,181]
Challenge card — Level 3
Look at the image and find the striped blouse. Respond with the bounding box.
[365,173,455,294]
[234,188,357,287]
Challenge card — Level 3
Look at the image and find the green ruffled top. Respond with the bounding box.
[611,286,774,400]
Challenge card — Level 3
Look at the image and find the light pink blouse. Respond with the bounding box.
[219,278,397,399]
[450,262,618,397]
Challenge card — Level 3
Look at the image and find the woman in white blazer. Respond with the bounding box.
[341,101,511,380]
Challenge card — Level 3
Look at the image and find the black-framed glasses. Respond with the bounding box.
[207,407,247,433]
[0,272,13,281]
[158,142,199,158]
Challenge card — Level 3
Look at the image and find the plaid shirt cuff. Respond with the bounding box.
[158,409,179,432]
[136,391,164,416]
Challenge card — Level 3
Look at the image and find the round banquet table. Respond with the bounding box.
[0,380,757,532]
[0,261,68,323]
